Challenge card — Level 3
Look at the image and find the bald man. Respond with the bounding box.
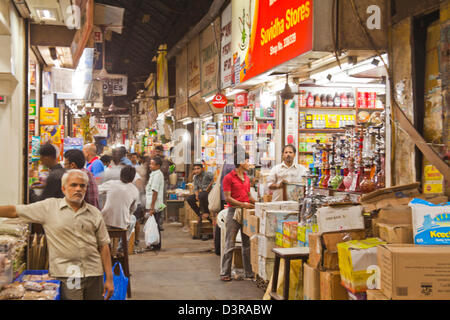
[83,144,105,179]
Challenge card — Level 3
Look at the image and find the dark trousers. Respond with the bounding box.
[187,192,210,219]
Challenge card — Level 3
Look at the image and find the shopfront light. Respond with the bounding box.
[225,89,245,97]
[204,94,215,103]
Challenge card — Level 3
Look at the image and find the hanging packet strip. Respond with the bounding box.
[409,198,450,245]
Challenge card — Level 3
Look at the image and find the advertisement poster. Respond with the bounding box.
[94,123,108,137]
[188,35,201,97]
[285,99,298,162]
[40,107,59,125]
[41,125,62,145]
[221,3,232,89]
[423,165,444,194]
[103,75,128,96]
[64,137,84,151]
[231,0,313,85]
[156,44,169,113]
[176,46,188,115]
[93,27,103,70]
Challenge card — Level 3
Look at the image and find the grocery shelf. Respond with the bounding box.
[298,151,313,154]
[255,117,276,120]
[299,107,356,111]
[356,108,385,111]
[299,129,346,133]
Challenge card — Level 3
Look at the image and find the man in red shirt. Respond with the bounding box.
[220,152,256,282]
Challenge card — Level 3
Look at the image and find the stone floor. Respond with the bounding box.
[128,222,265,300]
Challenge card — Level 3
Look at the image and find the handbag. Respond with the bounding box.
[208,165,224,213]
[104,262,129,300]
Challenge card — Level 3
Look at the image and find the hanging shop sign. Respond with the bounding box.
[188,35,201,97]
[211,94,228,109]
[201,17,221,97]
[285,98,299,161]
[93,26,103,70]
[234,92,248,107]
[51,68,74,94]
[231,0,313,85]
[94,123,108,137]
[190,93,212,115]
[221,3,233,89]
[156,44,169,114]
[70,0,94,69]
[40,125,63,145]
[175,46,188,119]
[39,107,59,125]
[103,75,128,96]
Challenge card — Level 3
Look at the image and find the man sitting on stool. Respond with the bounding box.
[187,163,214,226]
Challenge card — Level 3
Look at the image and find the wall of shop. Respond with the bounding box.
[0,2,26,205]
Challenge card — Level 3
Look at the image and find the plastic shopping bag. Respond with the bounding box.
[143,215,160,246]
[104,262,128,300]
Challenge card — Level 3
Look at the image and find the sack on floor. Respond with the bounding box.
[143,215,160,246]
[104,262,128,300]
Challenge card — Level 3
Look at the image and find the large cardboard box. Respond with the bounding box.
[242,209,253,236]
[366,289,390,300]
[250,235,259,275]
[317,205,365,234]
[248,215,259,237]
[258,235,275,258]
[308,230,366,270]
[378,223,413,244]
[303,263,320,300]
[378,244,450,300]
[320,270,348,300]
[378,206,412,224]
[260,210,298,237]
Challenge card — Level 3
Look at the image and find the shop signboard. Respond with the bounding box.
[176,46,188,111]
[221,3,233,89]
[93,26,103,70]
[188,35,201,97]
[156,44,169,114]
[51,68,74,94]
[200,17,221,97]
[94,123,108,137]
[70,0,94,70]
[231,0,313,85]
[211,94,228,109]
[190,93,212,116]
[40,107,59,125]
[103,75,128,96]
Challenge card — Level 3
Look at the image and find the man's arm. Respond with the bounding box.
[248,192,256,205]
[205,173,215,193]
[99,244,114,300]
[224,191,254,209]
[0,206,18,218]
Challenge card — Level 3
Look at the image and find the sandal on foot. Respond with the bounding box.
[220,276,232,282]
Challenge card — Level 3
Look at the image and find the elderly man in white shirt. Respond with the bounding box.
[267,144,307,201]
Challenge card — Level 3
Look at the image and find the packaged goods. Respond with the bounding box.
[377,223,413,244]
[275,232,283,247]
[320,270,348,300]
[0,282,25,300]
[260,210,298,237]
[378,244,450,300]
[282,234,293,248]
[408,199,450,245]
[317,205,364,234]
[303,263,320,300]
[42,282,59,291]
[23,281,43,292]
[366,289,390,300]
[297,223,319,247]
[258,235,275,258]
[283,221,297,237]
[337,238,386,293]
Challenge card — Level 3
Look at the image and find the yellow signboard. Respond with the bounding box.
[156,44,169,113]
[40,107,59,125]
[423,165,444,194]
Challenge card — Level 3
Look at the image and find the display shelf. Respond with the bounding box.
[299,128,346,133]
[240,121,255,125]
[255,117,276,120]
[223,113,234,116]
[356,108,385,111]
[299,107,356,111]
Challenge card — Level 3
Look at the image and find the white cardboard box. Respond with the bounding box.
[258,255,275,281]
[260,210,298,237]
[257,234,276,258]
[317,205,364,233]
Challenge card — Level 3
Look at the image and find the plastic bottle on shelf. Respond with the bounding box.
[348,93,355,108]
[327,94,334,107]
[299,90,307,108]
[321,94,327,107]
[340,93,348,108]
[307,92,314,107]
[333,92,341,107]
[314,94,321,107]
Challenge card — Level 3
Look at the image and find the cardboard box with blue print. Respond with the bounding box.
[409,199,450,245]
[260,210,298,237]
[242,209,255,236]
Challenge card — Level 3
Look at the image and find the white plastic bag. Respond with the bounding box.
[143,215,160,246]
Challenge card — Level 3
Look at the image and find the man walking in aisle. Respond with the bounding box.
[145,157,166,251]
[220,152,256,282]
[98,165,140,244]
[0,169,114,300]
[267,144,307,201]
[186,163,214,225]
[64,149,100,209]
[83,143,105,181]
[154,145,173,229]
[30,143,66,203]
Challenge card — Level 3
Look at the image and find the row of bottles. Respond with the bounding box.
[299,91,355,108]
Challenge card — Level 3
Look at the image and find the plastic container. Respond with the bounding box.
[15,270,61,300]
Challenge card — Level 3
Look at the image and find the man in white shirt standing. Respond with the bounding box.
[145,157,165,251]
[267,144,307,201]
[98,165,140,246]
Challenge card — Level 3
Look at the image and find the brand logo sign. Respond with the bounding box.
[211,94,228,108]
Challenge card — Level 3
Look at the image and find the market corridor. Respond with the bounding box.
[128,223,265,300]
